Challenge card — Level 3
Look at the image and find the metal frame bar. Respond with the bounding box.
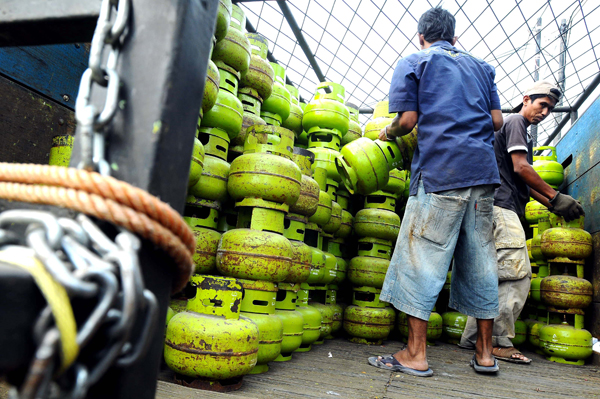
[0,1,218,399]
[277,0,327,84]
[0,0,101,46]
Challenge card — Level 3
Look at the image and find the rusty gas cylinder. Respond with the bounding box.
[214,0,232,41]
[343,290,395,346]
[354,208,401,241]
[541,215,592,262]
[239,279,283,375]
[294,285,322,353]
[540,274,593,310]
[348,256,390,289]
[164,275,259,381]
[308,301,334,344]
[273,284,304,361]
[260,63,291,125]
[216,228,292,282]
[212,5,250,76]
[239,33,274,101]
[294,285,322,352]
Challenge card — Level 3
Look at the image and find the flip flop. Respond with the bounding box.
[492,346,532,364]
[470,354,499,373]
[368,355,433,377]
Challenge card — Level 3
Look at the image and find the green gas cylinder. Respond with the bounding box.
[342,102,362,146]
[532,146,564,188]
[295,286,322,353]
[511,318,527,347]
[539,321,593,365]
[354,208,401,241]
[309,301,334,344]
[216,228,292,282]
[303,82,349,137]
[164,276,259,380]
[214,0,232,41]
[239,279,283,374]
[282,84,304,136]
[201,65,244,140]
[441,311,468,345]
[261,63,291,125]
[541,215,592,262]
[212,5,251,76]
[239,33,274,102]
[274,284,304,361]
[348,256,390,288]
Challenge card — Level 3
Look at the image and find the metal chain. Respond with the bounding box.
[75,0,131,175]
[2,210,158,399]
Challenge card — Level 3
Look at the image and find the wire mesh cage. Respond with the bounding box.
[238,0,600,145]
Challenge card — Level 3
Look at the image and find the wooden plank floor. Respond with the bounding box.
[157,337,600,399]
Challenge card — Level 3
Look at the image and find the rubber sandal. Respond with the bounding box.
[368,355,434,377]
[470,354,499,373]
[492,346,532,364]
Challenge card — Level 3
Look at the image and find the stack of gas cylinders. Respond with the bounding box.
[522,146,593,365]
[162,2,418,390]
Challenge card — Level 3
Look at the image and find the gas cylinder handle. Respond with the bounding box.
[533,146,557,160]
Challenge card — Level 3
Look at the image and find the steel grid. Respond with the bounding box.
[238,0,600,144]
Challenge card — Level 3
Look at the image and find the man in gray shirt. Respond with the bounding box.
[459,80,584,363]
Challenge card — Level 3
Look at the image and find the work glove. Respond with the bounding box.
[549,193,585,222]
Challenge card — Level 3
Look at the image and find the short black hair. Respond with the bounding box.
[418,7,456,43]
[529,93,559,105]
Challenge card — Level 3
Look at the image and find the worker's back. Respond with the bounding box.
[390,40,501,195]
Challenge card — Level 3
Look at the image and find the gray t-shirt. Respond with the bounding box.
[493,114,533,216]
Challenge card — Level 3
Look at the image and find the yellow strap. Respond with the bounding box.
[0,247,79,372]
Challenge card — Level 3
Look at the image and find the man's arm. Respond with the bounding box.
[512,151,584,220]
[530,188,551,208]
[491,109,503,131]
[511,151,555,200]
[379,111,418,140]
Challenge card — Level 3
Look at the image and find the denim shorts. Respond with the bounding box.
[380,179,499,321]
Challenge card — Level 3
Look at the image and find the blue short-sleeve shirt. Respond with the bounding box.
[389,41,502,195]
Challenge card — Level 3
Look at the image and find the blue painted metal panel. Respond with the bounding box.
[556,95,600,186]
[563,165,600,234]
[556,94,600,234]
[0,43,89,110]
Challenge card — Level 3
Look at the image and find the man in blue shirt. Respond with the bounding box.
[368,7,504,376]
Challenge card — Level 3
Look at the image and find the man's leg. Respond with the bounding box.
[492,277,531,362]
[383,315,429,371]
[475,319,495,367]
[376,180,468,373]
[493,206,532,362]
[450,184,499,369]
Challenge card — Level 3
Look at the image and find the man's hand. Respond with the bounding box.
[379,126,393,141]
[549,193,585,222]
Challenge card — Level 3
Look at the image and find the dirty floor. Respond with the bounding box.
[156,337,600,399]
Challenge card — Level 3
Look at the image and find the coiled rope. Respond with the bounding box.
[0,163,195,293]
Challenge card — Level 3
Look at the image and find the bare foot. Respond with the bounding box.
[492,346,531,363]
[475,351,495,367]
[378,348,429,371]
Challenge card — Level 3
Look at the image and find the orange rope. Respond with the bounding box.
[0,164,195,293]
[0,163,194,253]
